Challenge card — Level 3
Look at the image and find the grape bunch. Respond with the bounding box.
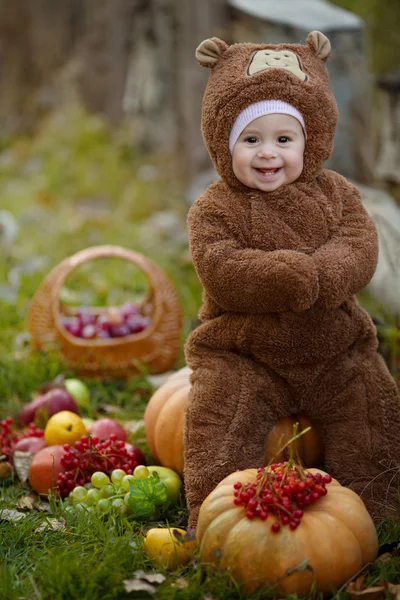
[57,434,146,497]
[233,462,332,532]
[62,302,151,340]
[0,417,44,460]
[65,465,168,518]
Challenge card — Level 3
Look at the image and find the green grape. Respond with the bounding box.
[70,486,88,504]
[100,484,116,499]
[86,488,101,506]
[91,471,111,488]
[111,469,126,486]
[121,475,135,492]
[133,465,150,480]
[74,503,86,512]
[97,498,111,513]
[124,492,131,507]
[111,498,127,514]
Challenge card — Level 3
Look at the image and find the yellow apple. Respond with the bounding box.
[144,527,196,569]
[44,411,87,446]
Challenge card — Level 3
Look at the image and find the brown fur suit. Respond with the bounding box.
[184,31,400,530]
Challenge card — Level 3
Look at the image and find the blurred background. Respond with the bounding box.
[0,0,399,378]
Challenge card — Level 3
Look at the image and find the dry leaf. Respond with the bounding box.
[171,578,189,589]
[387,583,400,600]
[33,500,52,513]
[13,450,34,483]
[124,580,158,594]
[0,508,26,522]
[375,552,393,564]
[346,579,385,600]
[98,404,125,415]
[123,420,145,435]
[16,493,36,511]
[34,517,66,533]
[124,570,166,594]
[133,571,166,584]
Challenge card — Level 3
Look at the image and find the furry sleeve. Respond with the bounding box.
[312,173,378,309]
[188,186,319,314]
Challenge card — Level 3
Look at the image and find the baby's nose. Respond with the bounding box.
[257,144,277,158]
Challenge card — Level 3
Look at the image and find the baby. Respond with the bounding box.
[184,31,400,529]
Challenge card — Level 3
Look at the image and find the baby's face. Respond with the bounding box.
[232,114,305,192]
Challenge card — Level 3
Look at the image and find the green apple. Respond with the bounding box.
[64,378,91,411]
[147,465,182,505]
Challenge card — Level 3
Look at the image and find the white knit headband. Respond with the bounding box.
[229,100,307,153]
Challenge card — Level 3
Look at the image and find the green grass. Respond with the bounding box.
[1,106,399,599]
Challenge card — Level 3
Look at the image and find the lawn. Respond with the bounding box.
[1,107,399,599]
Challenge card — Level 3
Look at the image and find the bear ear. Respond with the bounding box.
[306,30,331,62]
[195,38,228,68]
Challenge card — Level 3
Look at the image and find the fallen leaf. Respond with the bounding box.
[34,517,66,533]
[346,579,385,600]
[0,508,26,522]
[124,580,157,594]
[0,461,12,479]
[124,570,166,594]
[171,578,189,589]
[387,583,400,600]
[132,570,166,585]
[98,404,125,415]
[123,420,145,435]
[375,552,393,564]
[13,450,34,484]
[16,494,36,511]
[33,500,52,513]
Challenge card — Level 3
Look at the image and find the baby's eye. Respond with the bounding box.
[244,136,258,144]
[277,136,290,143]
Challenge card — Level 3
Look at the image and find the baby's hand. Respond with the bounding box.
[283,252,319,312]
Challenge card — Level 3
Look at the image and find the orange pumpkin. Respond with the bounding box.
[197,468,378,596]
[144,368,324,475]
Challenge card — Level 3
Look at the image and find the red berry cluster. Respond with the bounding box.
[57,434,145,497]
[0,417,44,460]
[62,303,151,340]
[233,462,332,533]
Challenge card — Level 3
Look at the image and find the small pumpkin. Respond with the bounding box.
[196,467,378,596]
[144,368,323,475]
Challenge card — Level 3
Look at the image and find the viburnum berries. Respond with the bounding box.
[57,434,146,497]
[0,417,44,460]
[233,461,332,532]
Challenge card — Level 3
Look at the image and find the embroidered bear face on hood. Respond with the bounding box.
[196,31,338,189]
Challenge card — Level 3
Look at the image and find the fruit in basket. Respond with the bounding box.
[88,418,128,442]
[61,302,151,340]
[20,388,79,426]
[44,411,87,446]
[29,445,65,495]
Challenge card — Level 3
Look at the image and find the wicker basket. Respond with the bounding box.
[27,245,182,378]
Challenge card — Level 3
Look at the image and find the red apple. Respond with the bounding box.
[124,442,146,465]
[13,436,46,454]
[29,445,65,496]
[20,388,79,426]
[89,418,128,441]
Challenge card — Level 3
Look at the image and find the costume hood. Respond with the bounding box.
[196,31,338,189]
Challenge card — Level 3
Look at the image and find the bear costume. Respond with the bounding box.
[184,31,400,529]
